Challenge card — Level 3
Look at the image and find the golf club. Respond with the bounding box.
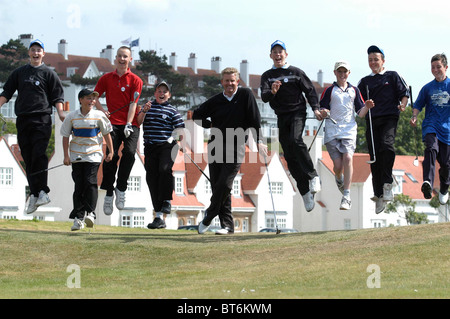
[263,153,280,234]
[30,156,82,176]
[109,91,140,116]
[0,113,7,134]
[307,113,337,152]
[410,86,419,167]
[366,85,376,164]
[184,152,211,183]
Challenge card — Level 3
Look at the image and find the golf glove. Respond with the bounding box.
[124,123,133,138]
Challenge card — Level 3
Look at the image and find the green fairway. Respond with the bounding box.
[0,219,449,299]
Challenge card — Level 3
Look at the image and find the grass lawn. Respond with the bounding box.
[0,219,449,300]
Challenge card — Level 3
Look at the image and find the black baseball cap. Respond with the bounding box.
[78,88,99,99]
[155,81,171,91]
[367,45,385,57]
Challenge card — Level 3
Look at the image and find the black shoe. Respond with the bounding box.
[421,181,432,199]
[161,201,171,214]
[147,217,166,229]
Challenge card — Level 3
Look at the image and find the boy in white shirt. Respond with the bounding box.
[61,89,113,230]
[319,61,374,209]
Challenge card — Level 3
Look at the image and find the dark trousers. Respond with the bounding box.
[366,115,398,197]
[16,114,52,196]
[101,124,139,194]
[423,133,450,194]
[69,162,100,219]
[144,142,177,212]
[202,162,241,231]
[277,110,317,195]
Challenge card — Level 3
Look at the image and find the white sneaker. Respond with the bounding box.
[340,196,351,210]
[26,195,38,214]
[376,196,385,214]
[198,221,210,234]
[302,191,315,212]
[439,191,449,205]
[114,188,126,210]
[309,176,321,194]
[104,194,114,215]
[84,212,95,228]
[383,183,393,201]
[335,176,344,194]
[36,190,50,207]
[71,218,85,231]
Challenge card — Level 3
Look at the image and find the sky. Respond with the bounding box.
[2,0,450,99]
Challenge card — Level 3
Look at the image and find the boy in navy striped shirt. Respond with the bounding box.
[138,81,185,229]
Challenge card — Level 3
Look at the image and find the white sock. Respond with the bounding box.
[343,189,350,197]
[156,212,164,219]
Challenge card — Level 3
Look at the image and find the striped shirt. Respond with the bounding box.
[142,102,185,144]
[60,108,112,163]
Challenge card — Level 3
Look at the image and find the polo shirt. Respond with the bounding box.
[94,69,143,126]
[142,101,185,144]
[60,108,112,163]
[319,82,364,143]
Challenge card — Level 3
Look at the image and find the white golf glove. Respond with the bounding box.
[124,122,133,138]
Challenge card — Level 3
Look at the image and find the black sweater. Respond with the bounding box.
[0,63,64,117]
[260,65,319,116]
[192,87,262,161]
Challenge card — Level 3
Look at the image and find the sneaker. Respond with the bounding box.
[26,195,38,214]
[302,191,315,212]
[103,194,114,215]
[340,196,351,210]
[198,221,210,234]
[439,191,449,205]
[147,217,166,229]
[309,176,322,194]
[383,183,393,201]
[36,190,50,207]
[161,200,172,214]
[114,188,126,210]
[335,176,344,194]
[84,212,96,228]
[71,218,85,231]
[375,196,385,214]
[421,181,432,199]
[215,228,234,235]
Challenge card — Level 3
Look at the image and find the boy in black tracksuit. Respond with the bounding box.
[193,67,265,235]
[260,40,323,212]
[0,39,65,214]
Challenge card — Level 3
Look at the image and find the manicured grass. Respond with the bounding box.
[0,219,449,299]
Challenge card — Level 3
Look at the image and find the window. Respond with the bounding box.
[405,173,418,183]
[205,179,212,194]
[127,176,141,192]
[232,179,240,196]
[265,215,286,228]
[270,182,283,195]
[392,174,403,194]
[344,219,351,230]
[371,219,386,228]
[121,215,131,227]
[0,168,13,187]
[133,215,145,228]
[175,176,183,195]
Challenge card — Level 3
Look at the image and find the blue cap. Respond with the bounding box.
[29,39,44,50]
[367,45,384,57]
[271,40,286,51]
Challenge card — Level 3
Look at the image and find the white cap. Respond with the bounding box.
[334,61,350,71]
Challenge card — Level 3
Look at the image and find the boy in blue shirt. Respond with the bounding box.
[137,81,185,229]
[411,53,450,205]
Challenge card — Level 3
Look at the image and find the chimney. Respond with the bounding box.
[185,111,204,154]
[18,34,33,49]
[58,39,68,60]
[318,69,324,87]
[169,52,177,71]
[211,56,221,74]
[240,60,249,86]
[188,53,197,73]
[100,45,115,64]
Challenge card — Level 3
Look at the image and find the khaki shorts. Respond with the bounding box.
[325,138,356,160]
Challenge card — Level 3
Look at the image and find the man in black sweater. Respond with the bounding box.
[260,40,323,212]
[193,67,266,234]
[0,39,65,214]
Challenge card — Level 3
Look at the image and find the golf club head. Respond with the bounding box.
[133,91,139,102]
[413,158,419,167]
[367,158,376,164]
[276,229,281,235]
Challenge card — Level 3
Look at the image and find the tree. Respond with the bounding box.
[0,39,29,82]
[136,50,191,107]
[385,193,428,225]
